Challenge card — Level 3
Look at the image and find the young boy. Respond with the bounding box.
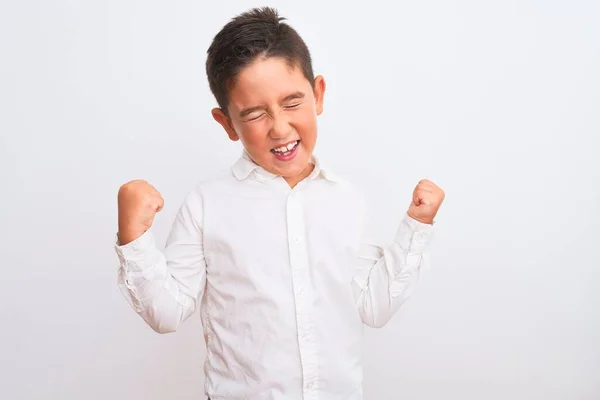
[115,7,444,400]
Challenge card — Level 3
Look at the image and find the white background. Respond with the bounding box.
[1,0,599,399]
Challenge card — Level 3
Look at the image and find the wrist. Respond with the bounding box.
[406,211,433,225]
[117,227,146,246]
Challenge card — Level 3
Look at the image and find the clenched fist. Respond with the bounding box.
[407,179,445,225]
[117,180,164,245]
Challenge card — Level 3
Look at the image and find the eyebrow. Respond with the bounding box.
[238,91,306,118]
[282,91,305,103]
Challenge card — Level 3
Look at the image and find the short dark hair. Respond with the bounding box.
[206,7,315,114]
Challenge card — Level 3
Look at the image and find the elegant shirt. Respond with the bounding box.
[115,152,434,400]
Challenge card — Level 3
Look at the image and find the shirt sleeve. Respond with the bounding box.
[352,196,434,328]
[114,190,207,334]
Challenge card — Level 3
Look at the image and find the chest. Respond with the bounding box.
[201,182,363,275]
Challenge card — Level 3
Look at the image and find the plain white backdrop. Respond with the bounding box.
[1,0,599,399]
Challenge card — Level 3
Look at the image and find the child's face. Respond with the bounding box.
[212,57,325,186]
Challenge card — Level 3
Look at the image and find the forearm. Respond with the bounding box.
[353,213,433,328]
[115,230,197,333]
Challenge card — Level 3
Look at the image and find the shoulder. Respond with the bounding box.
[316,166,368,215]
[175,168,238,208]
[319,164,365,200]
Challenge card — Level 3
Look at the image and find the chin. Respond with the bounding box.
[289,163,310,176]
[290,153,312,171]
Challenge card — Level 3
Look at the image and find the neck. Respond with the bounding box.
[284,163,315,188]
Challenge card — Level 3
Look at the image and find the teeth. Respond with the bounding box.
[273,141,298,154]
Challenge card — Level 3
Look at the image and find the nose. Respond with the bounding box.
[268,111,292,140]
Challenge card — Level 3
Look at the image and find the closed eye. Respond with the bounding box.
[246,113,266,122]
[284,103,301,110]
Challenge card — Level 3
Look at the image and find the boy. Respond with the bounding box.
[115,7,444,400]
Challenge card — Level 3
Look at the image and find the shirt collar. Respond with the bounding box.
[231,150,339,183]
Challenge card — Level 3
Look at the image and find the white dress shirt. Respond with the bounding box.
[115,151,434,400]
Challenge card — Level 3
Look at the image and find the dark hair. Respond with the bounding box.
[206,7,315,114]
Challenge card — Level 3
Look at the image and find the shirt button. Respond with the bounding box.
[303,334,311,342]
[298,286,304,295]
[305,381,315,389]
[294,236,301,244]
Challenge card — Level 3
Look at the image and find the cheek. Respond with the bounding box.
[295,111,318,144]
[237,124,269,150]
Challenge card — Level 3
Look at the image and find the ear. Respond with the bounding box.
[313,75,326,115]
[211,108,239,141]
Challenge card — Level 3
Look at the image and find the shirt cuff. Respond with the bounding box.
[394,213,435,252]
[114,230,156,261]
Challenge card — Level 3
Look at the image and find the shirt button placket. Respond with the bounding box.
[286,191,318,399]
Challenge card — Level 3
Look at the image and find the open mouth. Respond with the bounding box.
[270,140,300,158]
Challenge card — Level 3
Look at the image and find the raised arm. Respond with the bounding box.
[115,181,206,333]
[352,179,444,328]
